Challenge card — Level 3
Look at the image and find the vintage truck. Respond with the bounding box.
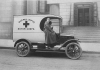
[13,15,82,60]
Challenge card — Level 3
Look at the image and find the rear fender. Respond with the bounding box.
[62,39,80,47]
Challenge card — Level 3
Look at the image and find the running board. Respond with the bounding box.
[32,45,65,51]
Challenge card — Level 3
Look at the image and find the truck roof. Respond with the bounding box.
[14,15,62,19]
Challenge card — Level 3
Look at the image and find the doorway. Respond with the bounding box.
[78,8,89,26]
[74,3,94,26]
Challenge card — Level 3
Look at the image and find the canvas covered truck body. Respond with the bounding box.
[13,15,82,60]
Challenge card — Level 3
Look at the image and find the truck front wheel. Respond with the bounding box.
[65,42,82,60]
[15,41,31,57]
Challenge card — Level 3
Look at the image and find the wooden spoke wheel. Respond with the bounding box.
[65,42,82,60]
[15,41,31,57]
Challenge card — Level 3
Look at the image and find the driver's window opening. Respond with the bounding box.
[51,19,59,26]
[50,19,60,33]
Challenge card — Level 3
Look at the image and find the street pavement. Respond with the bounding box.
[0,48,100,70]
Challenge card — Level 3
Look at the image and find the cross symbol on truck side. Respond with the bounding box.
[23,21,29,28]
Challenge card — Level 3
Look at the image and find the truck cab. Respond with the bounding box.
[13,15,82,60]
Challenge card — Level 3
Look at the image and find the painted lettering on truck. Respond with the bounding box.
[18,19,35,30]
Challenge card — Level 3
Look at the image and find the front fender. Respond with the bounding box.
[61,39,80,47]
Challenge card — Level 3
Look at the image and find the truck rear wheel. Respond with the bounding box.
[65,42,82,60]
[15,41,31,57]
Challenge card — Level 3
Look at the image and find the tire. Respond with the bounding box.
[65,42,82,60]
[15,41,31,57]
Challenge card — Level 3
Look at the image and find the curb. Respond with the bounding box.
[83,51,100,54]
[0,47,15,49]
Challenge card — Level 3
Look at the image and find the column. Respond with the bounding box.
[70,2,74,26]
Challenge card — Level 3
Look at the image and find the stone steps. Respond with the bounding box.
[62,26,100,42]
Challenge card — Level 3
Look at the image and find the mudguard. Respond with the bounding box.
[61,39,80,47]
[14,39,32,48]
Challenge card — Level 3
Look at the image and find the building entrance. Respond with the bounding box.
[74,3,93,26]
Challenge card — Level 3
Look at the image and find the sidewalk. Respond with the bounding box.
[0,39,14,47]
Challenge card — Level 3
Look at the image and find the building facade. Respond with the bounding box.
[47,0,100,43]
[0,0,100,43]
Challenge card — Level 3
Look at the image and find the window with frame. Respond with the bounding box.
[38,0,49,14]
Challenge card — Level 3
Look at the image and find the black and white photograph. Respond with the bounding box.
[0,0,100,70]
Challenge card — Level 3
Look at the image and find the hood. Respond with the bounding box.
[60,33,74,37]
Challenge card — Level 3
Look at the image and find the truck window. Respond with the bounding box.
[50,19,60,33]
[50,19,59,26]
